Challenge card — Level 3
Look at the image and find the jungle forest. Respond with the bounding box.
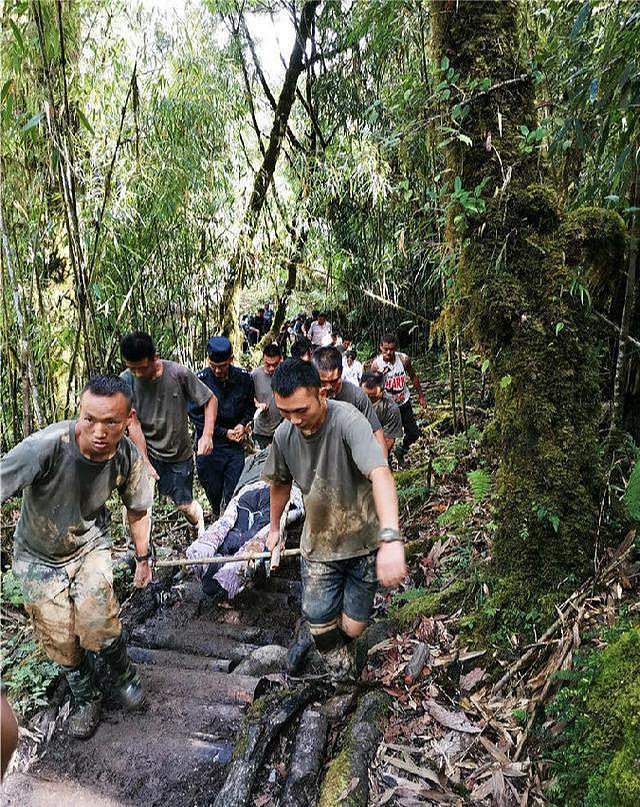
[1,1,639,805]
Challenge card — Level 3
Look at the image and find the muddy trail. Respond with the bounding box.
[2,563,305,806]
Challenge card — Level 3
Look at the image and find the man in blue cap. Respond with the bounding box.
[189,337,256,516]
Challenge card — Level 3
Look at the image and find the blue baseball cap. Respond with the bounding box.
[207,336,232,362]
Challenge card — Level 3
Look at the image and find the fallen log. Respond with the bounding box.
[128,645,232,673]
[213,686,316,807]
[130,623,261,663]
[279,708,328,807]
[317,690,390,807]
[140,664,265,705]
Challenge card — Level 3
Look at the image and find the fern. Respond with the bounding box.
[436,502,472,527]
[468,469,491,502]
[624,460,640,522]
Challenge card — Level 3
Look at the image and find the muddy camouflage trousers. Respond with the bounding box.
[13,547,121,667]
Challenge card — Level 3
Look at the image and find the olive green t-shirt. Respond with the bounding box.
[251,366,282,437]
[262,400,387,561]
[373,393,403,440]
[335,381,382,434]
[120,360,212,462]
[0,421,153,566]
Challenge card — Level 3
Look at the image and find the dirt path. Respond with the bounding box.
[1,568,301,806]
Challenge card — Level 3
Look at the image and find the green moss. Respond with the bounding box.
[390,578,469,626]
[430,1,628,634]
[318,691,389,807]
[546,627,640,806]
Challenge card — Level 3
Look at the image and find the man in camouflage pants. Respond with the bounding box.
[0,376,153,739]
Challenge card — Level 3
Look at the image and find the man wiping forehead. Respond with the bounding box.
[262,359,406,675]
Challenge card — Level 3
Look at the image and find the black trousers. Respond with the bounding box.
[196,444,245,516]
[398,399,420,452]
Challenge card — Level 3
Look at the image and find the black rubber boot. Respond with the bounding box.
[286,619,315,673]
[64,654,102,740]
[101,633,146,711]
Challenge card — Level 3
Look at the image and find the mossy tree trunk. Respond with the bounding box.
[429,1,626,609]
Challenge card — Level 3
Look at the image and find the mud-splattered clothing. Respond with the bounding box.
[14,548,121,667]
[0,421,152,566]
[301,554,378,624]
[372,393,403,441]
[262,400,387,561]
[120,360,212,462]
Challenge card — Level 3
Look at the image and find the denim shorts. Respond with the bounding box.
[300,552,378,625]
[149,456,194,505]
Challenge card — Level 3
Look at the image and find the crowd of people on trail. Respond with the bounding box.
[0,311,427,762]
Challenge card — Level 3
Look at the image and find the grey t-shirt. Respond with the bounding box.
[121,360,212,462]
[335,381,382,434]
[262,400,387,561]
[251,366,282,437]
[0,421,153,566]
[373,393,403,440]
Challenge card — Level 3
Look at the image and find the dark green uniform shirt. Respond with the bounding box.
[1,421,152,566]
[262,401,386,561]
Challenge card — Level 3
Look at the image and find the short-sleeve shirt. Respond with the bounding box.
[121,360,212,463]
[262,401,387,561]
[335,381,382,434]
[0,421,152,566]
[251,366,282,438]
[373,393,403,440]
[308,320,332,347]
[370,352,411,405]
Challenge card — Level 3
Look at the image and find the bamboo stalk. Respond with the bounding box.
[154,548,301,568]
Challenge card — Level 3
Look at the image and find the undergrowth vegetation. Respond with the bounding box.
[544,621,640,807]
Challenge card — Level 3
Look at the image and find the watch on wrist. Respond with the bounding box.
[135,551,151,563]
[378,527,402,544]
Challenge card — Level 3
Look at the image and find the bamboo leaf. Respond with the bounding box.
[76,108,95,135]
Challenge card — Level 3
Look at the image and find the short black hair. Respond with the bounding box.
[291,336,312,360]
[81,375,133,410]
[120,331,156,362]
[361,371,384,390]
[263,343,282,358]
[381,333,398,346]
[271,359,321,397]
[312,346,342,374]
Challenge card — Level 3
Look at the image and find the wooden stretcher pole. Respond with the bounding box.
[154,547,301,568]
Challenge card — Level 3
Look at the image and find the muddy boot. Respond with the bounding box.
[64,655,102,740]
[287,619,315,674]
[323,643,357,686]
[101,633,146,711]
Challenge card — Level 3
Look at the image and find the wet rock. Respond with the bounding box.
[234,644,289,676]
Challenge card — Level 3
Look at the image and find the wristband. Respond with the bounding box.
[378,527,402,544]
[135,552,151,562]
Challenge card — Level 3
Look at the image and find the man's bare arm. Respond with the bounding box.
[369,465,406,587]
[127,509,152,588]
[374,428,388,458]
[127,414,159,480]
[266,481,292,550]
[197,395,217,455]
[402,356,426,407]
